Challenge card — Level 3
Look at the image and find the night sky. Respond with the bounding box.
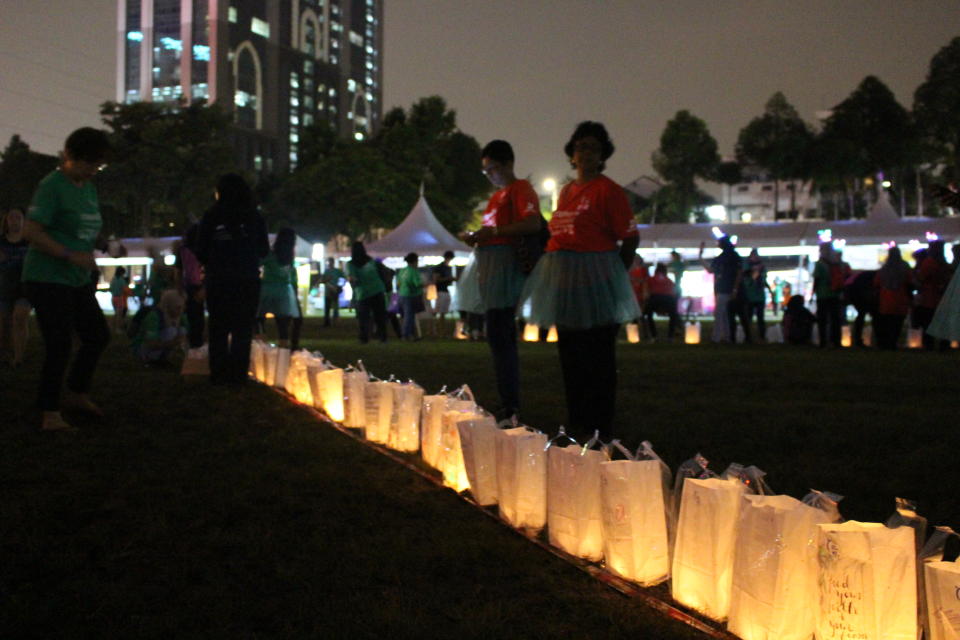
[1,1,957,190]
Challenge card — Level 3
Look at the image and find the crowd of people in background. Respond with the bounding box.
[7,124,960,436]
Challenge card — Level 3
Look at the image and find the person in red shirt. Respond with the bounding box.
[644,263,681,340]
[873,245,916,349]
[519,121,640,439]
[628,255,650,314]
[914,240,952,350]
[458,139,542,420]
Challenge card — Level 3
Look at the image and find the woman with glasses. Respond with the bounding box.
[518,121,640,439]
[457,139,542,421]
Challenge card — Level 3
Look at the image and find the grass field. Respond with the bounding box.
[2,316,957,638]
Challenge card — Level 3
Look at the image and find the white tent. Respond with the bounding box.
[365,195,471,258]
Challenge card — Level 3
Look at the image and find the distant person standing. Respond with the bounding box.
[699,236,741,343]
[915,240,952,350]
[643,263,680,341]
[320,257,345,327]
[195,173,269,385]
[742,248,772,342]
[458,139,541,421]
[178,223,205,348]
[21,127,112,430]
[430,250,456,336]
[397,252,425,341]
[108,266,130,335]
[258,228,302,349]
[873,245,915,350]
[519,122,640,439]
[0,207,32,368]
[347,241,387,343]
[812,243,845,348]
[669,250,687,317]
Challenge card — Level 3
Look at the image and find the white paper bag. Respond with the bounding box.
[457,415,499,506]
[439,400,478,493]
[273,347,291,388]
[727,494,832,640]
[420,393,449,469]
[925,559,960,640]
[671,476,748,620]
[264,344,277,386]
[316,365,345,422]
[181,345,210,377]
[248,341,262,379]
[495,427,547,532]
[547,441,606,561]
[286,350,313,403]
[815,522,917,640]
[766,323,784,344]
[342,367,368,428]
[387,382,423,452]
[364,380,396,444]
[599,443,671,586]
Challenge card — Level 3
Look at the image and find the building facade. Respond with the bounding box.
[116,0,383,172]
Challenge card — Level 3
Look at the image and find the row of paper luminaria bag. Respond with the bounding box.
[249,341,960,640]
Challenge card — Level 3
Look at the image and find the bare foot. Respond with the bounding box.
[41,411,76,431]
[62,392,104,417]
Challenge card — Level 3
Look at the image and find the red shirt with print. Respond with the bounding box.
[546,175,638,253]
[479,179,540,247]
[647,272,675,297]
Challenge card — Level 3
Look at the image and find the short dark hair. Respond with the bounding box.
[481,139,514,165]
[443,250,454,260]
[404,252,418,264]
[564,121,615,172]
[65,127,111,164]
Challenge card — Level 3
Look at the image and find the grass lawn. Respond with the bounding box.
[2,316,957,638]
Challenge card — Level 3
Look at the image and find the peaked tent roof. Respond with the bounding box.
[366,195,471,257]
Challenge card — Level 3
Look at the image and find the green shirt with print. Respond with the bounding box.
[397,265,423,297]
[22,170,102,287]
[347,260,385,300]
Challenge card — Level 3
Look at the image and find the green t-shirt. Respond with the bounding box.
[261,253,297,286]
[347,260,385,300]
[22,170,102,287]
[321,267,345,292]
[109,274,129,296]
[397,265,423,297]
[813,260,838,300]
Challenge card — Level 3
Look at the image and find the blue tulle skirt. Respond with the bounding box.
[454,245,527,313]
[518,250,640,330]
[928,267,960,340]
[258,282,301,318]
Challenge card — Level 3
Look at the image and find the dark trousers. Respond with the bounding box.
[816,297,842,347]
[747,301,766,342]
[727,297,752,343]
[357,293,387,343]
[913,306,950,351]
[185,284,205,348]
[206,279,259,383]
[25,282,110,411]
[323,292,339,326]
[643,294,680,340]
[400,296,418,339]
[556,324,619,440]
[485,307,520,414]
[875,314,905,350]
[852,306,873,346]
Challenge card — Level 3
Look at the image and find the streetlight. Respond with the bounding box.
[542,178,558,211]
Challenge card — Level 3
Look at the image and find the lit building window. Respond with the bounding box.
[228,6,238,22]
[349,30,363,46]
[127,31,144,41]
[251,17,270,38]
[347,78,356,91]
[254,155,263,171]
[303,113,314,126]
[193,44,210,61]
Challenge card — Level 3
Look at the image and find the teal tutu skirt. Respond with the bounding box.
[258,282,301,318]
[518,250,640,330]
[454,245,527,313]
[928,267,960,340]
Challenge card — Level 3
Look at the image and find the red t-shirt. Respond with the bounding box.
[628,265,649,300]
[479,179,540,247]
[647,272,675,297]
[546,175,638,252]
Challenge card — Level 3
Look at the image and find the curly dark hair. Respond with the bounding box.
[563,121,615,172]
[481,140,514,165]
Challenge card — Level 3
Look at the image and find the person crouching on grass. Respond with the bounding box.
[131,289,188,365]
[21,127,111,431]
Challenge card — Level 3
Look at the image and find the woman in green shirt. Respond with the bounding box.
[397,252,425,341]
[257,228,301,349]
[346,241,387,343]
[22,127,111,431]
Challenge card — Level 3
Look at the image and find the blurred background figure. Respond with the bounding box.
[0,207,32,368]
[131,289,187,365]
[430,250,456,336]
[643,263,680,341]
[397,251,424,341]
[914,239,951,350]
[258,227,302,349]
[782,295,816,345]
[108,265,130,335]
[178,223,205,348]
[319,257,345,327]
[347,241,387,343]
[873,245,915,350]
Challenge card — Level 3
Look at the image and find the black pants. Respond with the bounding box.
[206,279,259,383]
[323,292,340,326]
[185,284,205,348]
[485,307,520,414]
[913,306,950,351]
[747,301,766,342]
[816,297,842,347]
[556,324,619,440]
[25,282,110,411]
[852,306,873,346]
[875,314,905,350]
[643,294,680,340]
[357,293,387,343]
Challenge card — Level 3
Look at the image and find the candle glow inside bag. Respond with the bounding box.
[364,380,396,444]
[925,558,960,640]
[439,398,479,493]
[388,381,423,452]
[457,415,500,506]
[273,347,291,388]
[342,365,368,428]
[547,436,606,561]
[420,392,450,469]
[495,426,548,533]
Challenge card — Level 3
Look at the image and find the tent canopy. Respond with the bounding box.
[365,195,471,257]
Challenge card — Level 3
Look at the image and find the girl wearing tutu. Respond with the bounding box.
[519,121,640,439]
[458,140,542,420]
[258,228,302,349]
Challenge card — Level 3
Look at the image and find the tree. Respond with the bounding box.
[652,110,719,222]
[914,37,960,184]
[735,92,814,218]
[0,135,57,211]
[97,100,237,236]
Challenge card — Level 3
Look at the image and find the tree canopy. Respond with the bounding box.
[651,110,719,222]
[0,135,57,212]
[914,36,960,183]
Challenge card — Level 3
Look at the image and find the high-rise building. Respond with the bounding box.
[116,0,383,172]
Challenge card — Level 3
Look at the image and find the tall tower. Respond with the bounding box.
[116,0,384,172]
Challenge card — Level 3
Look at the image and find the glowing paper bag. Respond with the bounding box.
[364,380,396,444]
[342,366,368,428]
[439,400,479,492]
[599,442,672,586]
[685,321,701,344]
[727,494,833,640]
[249,341,262,379]
[273,347,291,388]
[671,476,748,620]
[925,559,960,640]
[387,382,423,452]
[456,415,499,506]
[815,522,917,640]
[182,345,210,377]
[766,323,784,344]
[315,364,345,422]
[908,327,923,348]
[495,426,548,532]
[420,392,449,469]
[626,323,641,343]
[264,344,277,386]
[286,350,313,403]
[523,323,540,342]
[547,436,606,561]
